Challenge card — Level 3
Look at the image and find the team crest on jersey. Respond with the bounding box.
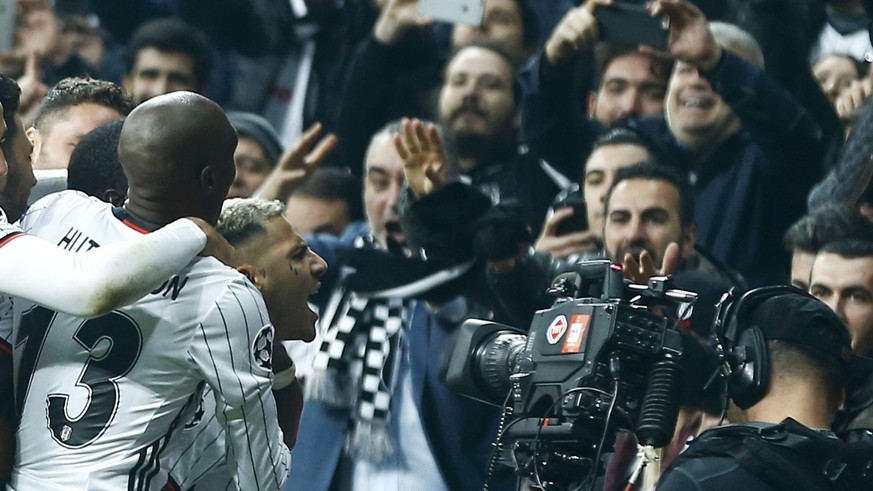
[251,325,274,372]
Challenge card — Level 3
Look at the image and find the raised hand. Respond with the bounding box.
[393,117,449,198]
[622,241,680,284]
[17,51,48,127]
[545,0,612,65]
[836,78,873,125]
[374,0,431,45]
[646,0,721,71]
[253,122,338,202]
[534,207,601,259]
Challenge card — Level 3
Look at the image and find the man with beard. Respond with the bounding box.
[486,161,739,325]
[436,40,569,233]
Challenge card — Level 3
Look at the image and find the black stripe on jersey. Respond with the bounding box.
[215,294,265,491]
[135,439,162,491]
[129,444,152,491]
[129,390,200,490]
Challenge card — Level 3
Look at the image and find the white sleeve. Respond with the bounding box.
[190,277,290,491]
[0,218,207,317]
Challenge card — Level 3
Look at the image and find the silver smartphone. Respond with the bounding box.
[418,0,484,27]
[0,0,15,52]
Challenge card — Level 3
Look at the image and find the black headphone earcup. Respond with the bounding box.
[728,325,770,409]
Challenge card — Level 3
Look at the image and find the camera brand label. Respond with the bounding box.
[546,315,568,345]
[563,314,590,353]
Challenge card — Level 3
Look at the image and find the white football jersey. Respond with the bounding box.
[0,207,23,246]
[164,386,235,490]
[0,206,23,359]
[9,191,289,491]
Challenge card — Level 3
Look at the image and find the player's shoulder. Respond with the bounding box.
[23,190,109,227]
[29,189,96,211]
[0,207,21,240]
[184,258,263,303]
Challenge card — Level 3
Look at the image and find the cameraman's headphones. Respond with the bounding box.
[712,285,803,409]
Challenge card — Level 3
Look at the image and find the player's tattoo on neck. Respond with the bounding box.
[290,265,298,276]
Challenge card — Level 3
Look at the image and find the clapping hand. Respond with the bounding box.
[393,118,450,198]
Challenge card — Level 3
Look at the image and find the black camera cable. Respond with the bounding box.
[482,388,518,491]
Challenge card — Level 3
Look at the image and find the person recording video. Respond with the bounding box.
[657,287,873,491]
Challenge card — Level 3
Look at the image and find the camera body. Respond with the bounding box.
[444,260,695,484]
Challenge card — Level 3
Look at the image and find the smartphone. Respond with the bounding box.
[596,1,670,51]
[552,184,589,236]
[0,0,14,52]
[418,0,485,27]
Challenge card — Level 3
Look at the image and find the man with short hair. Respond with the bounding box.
[534,127,657,260]
[603,163,696,275]
[810,240,873,433]
[536,1,671,123]
[123,18,211,105]
[783,206,873,290]
[27,77,132,171]
[658,288,872,490]
[66,118,128,206]
[285,167,362,237]
[809,239,873,358]
[8,92,290,490]
[163,197,327,490]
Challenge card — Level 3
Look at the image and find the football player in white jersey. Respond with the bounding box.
[8,92,289,490]
[0,75,234,484]
[164,198,327,490]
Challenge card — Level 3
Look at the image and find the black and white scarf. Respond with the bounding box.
[307,283,409,464]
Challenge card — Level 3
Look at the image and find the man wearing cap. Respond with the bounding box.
[657,289,873,491]
[227,111,284,199]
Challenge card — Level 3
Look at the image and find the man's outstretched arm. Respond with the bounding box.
[0,215,231,317]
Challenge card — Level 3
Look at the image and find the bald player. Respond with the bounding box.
[8,92,289,490]
[0,75,230,484]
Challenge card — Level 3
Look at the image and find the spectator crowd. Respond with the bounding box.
[3,0,873,490]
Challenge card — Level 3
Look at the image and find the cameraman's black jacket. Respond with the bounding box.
[657,418,873,491]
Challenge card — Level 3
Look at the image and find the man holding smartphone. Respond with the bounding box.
[533,0,672,127]
[525,0,824,287]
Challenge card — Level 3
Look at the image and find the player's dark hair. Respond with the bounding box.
[124,18,211,88]
[67,118,128,201]
[33,77,133,131]
[0,74,22,144]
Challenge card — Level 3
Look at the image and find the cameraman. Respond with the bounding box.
[657,289,873,491]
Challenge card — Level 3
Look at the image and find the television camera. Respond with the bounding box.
[443,260,698,490]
